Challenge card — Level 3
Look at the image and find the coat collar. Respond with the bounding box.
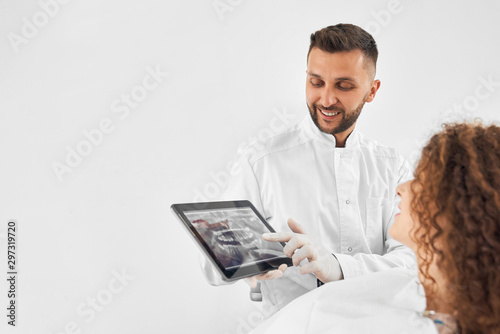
[302,115,361,148]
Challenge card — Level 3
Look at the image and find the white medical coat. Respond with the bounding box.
[203,115,417,316]
[249,267,436,334]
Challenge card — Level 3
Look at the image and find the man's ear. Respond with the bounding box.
[365,79,381,103]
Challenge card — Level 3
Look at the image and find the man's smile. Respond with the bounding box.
[319,108,340,117]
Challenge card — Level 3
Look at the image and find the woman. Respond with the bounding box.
[250,122,500,334]
[390,122,500,333]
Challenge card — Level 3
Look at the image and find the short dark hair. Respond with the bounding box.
[308,24,378,77]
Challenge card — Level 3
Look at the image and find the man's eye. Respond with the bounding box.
[310,80,323,87]
[338,85,354,91]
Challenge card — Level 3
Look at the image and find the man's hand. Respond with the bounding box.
[261,218,343,284]
[245,263,288,288]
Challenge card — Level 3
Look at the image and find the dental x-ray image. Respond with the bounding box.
[185,208,286,269]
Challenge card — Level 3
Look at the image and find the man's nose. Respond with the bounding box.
[320,86,338,107]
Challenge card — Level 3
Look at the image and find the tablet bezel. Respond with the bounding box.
[171,200,292,282]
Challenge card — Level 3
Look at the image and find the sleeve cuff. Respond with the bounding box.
[332,252,361,279]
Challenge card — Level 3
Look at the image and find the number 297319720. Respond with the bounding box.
[7,221,16,271]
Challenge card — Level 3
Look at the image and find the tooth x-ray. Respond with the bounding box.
[186,208,285,269]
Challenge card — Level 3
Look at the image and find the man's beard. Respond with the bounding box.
[307,99,366,136]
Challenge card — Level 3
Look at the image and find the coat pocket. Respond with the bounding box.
[365,197,389,254]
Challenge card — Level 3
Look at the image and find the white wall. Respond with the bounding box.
[1,1,499,333]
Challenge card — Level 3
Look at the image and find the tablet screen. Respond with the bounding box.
[184,207,286,270]
[171,200,292,281]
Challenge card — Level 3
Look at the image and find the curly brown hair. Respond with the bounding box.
[410,122,500,333]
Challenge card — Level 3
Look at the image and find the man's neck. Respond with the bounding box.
[333,127,355,148]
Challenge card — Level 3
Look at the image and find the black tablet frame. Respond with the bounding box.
[171,200,292,282]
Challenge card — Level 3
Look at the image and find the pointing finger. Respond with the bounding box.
[287,218,307,234]
[262,232,295,242]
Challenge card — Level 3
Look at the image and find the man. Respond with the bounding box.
[202,23,416,316]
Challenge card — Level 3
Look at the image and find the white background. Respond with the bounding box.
[1,1,500,333]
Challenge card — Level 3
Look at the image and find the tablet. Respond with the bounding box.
[171,200,292,282]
